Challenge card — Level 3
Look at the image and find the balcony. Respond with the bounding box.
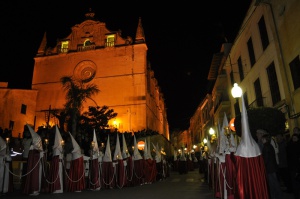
[77,44,96,51]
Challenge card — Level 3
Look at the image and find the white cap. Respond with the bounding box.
[103,135,112,162]
[53,125,63,157]
[113,133,122,160]
[69,132,82,160]
[26,124,43,151]
[235,95,261,157]
[133,135,142,160]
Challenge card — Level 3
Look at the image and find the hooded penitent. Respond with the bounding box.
[235,95,261,157]
[69,132,82,160]
[121,133,129,158]
[220,113,229,154]
[174,150,177,161]
[53,125,63,157]
[113,133,123,161]
[92,129,99,160]
[143,138,152,160]
[103,135,112,162]
[26,124,43,151]
[133,135,142,160]
[0,136,6,152]
[234,95,268,199]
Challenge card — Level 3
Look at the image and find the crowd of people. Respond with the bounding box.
[197,125,300,199]
[0,125,170,196]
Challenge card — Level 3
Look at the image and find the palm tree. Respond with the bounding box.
[60,76,100,137]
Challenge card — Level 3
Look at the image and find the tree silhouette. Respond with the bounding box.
[60,76,99,137]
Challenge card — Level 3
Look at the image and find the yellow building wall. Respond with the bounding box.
[0,89,37,137]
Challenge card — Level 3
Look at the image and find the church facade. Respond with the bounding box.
[0,10,169,139]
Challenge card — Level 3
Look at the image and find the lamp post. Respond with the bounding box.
[231,83,243,116]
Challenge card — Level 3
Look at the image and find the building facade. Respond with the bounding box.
[0,10,169,139]
[225,0,300,132]
[186,0,300,150]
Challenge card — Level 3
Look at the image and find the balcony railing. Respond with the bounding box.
[105,41,115,47]
[77,44,96,51]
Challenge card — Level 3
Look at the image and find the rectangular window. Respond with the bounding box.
[106,35,115,47]
[238,56,244,81]
[9,121,14,130]
[247,37,256,68]
[289,55,300,90]
[267,62,281,105]
[61,41,69,53]
[254,78,264,107]
[258,16,269,51]
[21,104,27,114]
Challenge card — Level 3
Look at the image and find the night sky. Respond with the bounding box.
[1,1,251,131]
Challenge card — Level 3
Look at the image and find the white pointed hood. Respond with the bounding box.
[0,136,6,152]
[92,129,99,160]
[27,124,43,151]
[103,135,112,162]
[179,146,186,161]
[147,139,153,160]
[206,136,213,157]
[219,113,228,154]
[235,95,261,157]
[69,132,82,160]
[133,135,142,160]
[53,125,63,157]
[156,142,162,160]
[143,138,152,160]
[113,133,123,160]
[174,150,177,161]
[121,133,129,158]
[229,132,237,153]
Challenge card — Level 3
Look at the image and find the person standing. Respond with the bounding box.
[256,129,267,152]
[276,133,293,193]
[20,125,32,190]
[0,136,13,194]
[287,133,300,199]
[22,124,45,196]
[261,134,283,199]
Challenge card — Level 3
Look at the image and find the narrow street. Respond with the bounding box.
[3,169,215,199]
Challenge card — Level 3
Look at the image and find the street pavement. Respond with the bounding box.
[3,169,214,199]
[2,169,294,199]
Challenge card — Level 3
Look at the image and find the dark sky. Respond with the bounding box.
[1,1,251,131]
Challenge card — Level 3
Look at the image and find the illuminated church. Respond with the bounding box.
[0,9,169,139]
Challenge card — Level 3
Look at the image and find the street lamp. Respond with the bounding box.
[209,127,216,143]
[231,83,243,116]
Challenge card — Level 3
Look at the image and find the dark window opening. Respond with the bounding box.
[258,16,269,51]
[267,62,281,105]
[289,55,300,90]
[247,37,256,67]
[254,78,264,107]
[238,56,244,81]
[21,104,27,115]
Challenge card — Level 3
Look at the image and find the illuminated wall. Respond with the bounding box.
[31,14,169,137]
